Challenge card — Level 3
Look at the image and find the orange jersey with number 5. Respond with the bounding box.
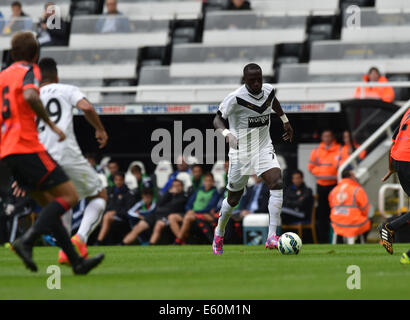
[0,61,45,158]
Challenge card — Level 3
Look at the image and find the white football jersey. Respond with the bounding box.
[38,83,85,164]
[218,83,275,156]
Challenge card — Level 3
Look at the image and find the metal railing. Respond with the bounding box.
[337,98,410,181]
[378,183,406,218]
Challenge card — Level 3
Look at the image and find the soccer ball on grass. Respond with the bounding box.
[278,232,302,255]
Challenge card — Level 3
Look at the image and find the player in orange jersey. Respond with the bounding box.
[0,32,104,274]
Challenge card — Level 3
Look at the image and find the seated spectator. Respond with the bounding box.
[122,179,187,245]
[282,170,314,225]
[188,164,204,196]
[2,2,31,34]
[354,67,395,103]
[226,0,251,10]
[168,173,220,244]
[106,159,119,187]
[161,155,191,194]
[236,174,270,220]
[37,2,69,46]
[329,168,371,242]
[96,172,135,244]
[341,130,366,163]
[126,185,156,244]
[126,163,155,200]
[96,0,130,33]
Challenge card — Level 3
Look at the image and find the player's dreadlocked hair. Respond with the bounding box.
[39,57,58,82]
[243,63,262,75]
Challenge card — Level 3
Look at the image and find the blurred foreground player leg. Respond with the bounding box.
[380,107,410,261]
[212,64,293,255]
[0,32,104,274]
[37,58,108,264]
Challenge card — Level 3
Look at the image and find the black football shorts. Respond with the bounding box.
[3,151,69,192]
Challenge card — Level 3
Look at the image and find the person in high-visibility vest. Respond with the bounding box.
[380,107,410,264]
[329,168,371,241]
[354,67,395,103]
[308,129,343,243]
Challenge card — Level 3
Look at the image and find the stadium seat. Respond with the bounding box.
[170,19,201,45]
[242,214,269,245]
[170,44,275,78]
[278,63,362,83]
[0,17,35,50]
[341,9,410,43]
[70,0,103,16]
[116,0,202,20]
[40,48,138,80]
[176,171,193,193]
[69,16,169,49]
[138,65,242,85]
[154,160,173,189]
[309,41,410,75]
[273,43,305,72]
[0,0,70,20]
[137,46,167,68]
[203,0,229,12]
[376,0,410,13]
[203,12,307,46]
[251,0,339,16]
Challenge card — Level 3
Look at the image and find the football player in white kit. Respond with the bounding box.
[212,63,293,255]
[37,58,108,264]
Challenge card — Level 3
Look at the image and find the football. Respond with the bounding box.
[278,232,302,255]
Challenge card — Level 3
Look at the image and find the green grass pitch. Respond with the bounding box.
[0,244,409,300]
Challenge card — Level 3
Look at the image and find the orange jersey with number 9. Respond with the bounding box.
[0,61,45,158]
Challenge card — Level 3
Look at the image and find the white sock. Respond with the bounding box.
[61,209,73,236]
[268,189,283,238]
[77,198,106,243]
[215,198,234,237]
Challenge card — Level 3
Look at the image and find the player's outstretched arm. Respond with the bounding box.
[272,97,293,143]
[77,98,108,149]
[23,88,66,141]
[213,111,238,149]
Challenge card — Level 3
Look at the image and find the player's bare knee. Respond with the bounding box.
[154,221,165,231]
